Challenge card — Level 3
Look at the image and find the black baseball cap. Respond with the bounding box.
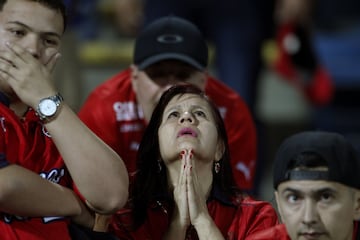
[273,131,360,190]
[133,16,208,70]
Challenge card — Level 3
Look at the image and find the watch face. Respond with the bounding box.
[39,99,57,117]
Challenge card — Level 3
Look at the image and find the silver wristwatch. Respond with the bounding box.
[36,93,63,122]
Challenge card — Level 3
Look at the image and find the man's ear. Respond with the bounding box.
[274,191,285,223]
[353,190,360,220]
[130,64,139,93]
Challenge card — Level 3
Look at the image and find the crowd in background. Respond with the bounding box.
[59,0,360,200]
[1,0,360,239]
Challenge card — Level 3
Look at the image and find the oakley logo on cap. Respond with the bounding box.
[157,34,183,44]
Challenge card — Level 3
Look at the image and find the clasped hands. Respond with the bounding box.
[172,149,211,231]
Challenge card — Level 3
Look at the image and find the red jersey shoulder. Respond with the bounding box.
[205,75,246,105]
[239,196,278,217]
[205,75,251,118]
[249,224,290,240]
[79,68,140,123]
[84,68,135,103]
[220,196,278,239]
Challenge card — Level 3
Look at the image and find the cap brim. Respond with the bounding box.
[137,53,205,71]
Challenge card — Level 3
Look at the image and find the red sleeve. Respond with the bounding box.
[228,197,279,239]
[242,201,279,238]
[226,97,257,190]
[0,132,10,168]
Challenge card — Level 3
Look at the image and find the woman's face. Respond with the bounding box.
[158,93,223,165]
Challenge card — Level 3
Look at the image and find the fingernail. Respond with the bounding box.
[189,149,194,159]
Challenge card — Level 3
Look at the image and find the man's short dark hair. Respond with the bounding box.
[0,0,67,32]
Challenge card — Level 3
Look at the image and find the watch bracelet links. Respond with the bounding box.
[36,93,64,122]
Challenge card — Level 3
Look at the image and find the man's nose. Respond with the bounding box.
[302,199,319,226]
[22,35,41,59]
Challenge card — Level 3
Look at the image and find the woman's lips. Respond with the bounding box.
[177,127,198,137]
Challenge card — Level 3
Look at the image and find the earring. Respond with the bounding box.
[214,162,220,174]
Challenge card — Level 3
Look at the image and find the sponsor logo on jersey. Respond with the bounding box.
[120,123,143,133]
[42,125,51,138]
[39,167,65,184]
[1,168,66,224]
[113,101,143,121]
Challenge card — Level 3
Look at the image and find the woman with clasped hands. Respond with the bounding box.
[105,84,278,239]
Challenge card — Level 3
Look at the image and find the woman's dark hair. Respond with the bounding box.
[0,0,67,32]
[131,84,240,228]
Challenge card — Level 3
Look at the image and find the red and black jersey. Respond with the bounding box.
[79,68,257,190]
[109,193,278,240]
[0,94,73,240]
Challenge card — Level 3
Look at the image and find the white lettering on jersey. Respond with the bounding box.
[1,168,66,224]
[42,125,51,138]
[39,168,65,184]
[120,123,143,132]
[2,214,65,224]
[113,102,143,121]
[42,216,65,223]
[3,214,27,224]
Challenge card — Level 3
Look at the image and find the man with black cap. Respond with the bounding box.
[250,131,360,240]
[79,16,257,192]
